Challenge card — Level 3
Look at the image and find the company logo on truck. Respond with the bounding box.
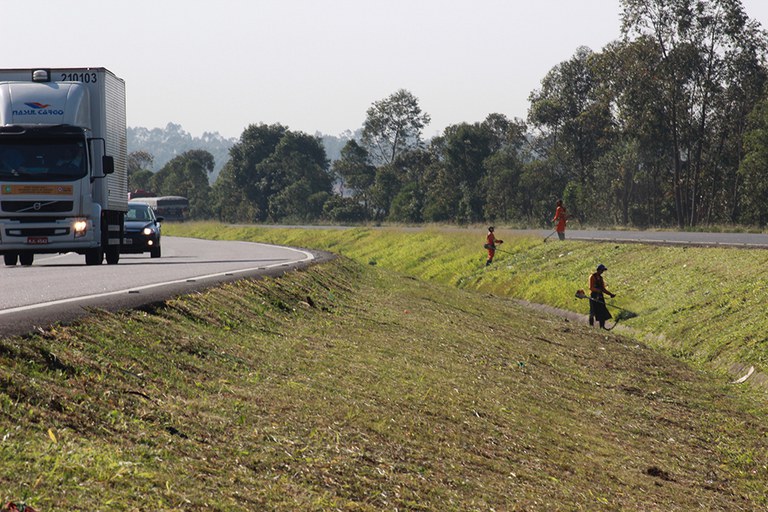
[12,102,64,116]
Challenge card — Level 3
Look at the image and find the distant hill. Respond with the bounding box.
[127,123,236,183]
[128,123,358,184]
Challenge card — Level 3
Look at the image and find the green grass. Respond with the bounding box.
[167,223,768,377]
[0,225,767,509]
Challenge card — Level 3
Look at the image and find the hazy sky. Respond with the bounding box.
[3,0,768,139]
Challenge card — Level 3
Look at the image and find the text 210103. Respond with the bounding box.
[59,72,98,83]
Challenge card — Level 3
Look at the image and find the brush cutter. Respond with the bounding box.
[483,240,511,254]
[543,230,557,242]
[575,289,637,329]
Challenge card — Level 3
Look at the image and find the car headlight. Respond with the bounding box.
[143,227,154,236]
[73,219,88,238]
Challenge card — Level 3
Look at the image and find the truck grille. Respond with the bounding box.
[1,200,74,213]
[4,227,71,237]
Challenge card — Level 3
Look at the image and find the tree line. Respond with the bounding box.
[129,0,768,229]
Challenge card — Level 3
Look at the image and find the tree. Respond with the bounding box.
[388,182,424,223]
[738,91,768,226]
[212,124,331,223]
[213,124,288,222]
[593,37,671,226]
[266,131,332,221]
[127,150,154,192]
[152,149,215,219]
[423,115,526,224]
[332,140,376,216]
[620,0,768,227]
[322,195,368,223]
[528,46,615,214]
[362,89,431,166]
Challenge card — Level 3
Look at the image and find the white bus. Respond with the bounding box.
[131,196,189,222]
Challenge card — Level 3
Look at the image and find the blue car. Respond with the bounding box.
[122,202,163,258]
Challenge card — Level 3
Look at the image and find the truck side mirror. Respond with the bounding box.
[102,155,114,175]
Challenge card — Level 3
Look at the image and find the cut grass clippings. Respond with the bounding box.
[1,256,767,510]
[165,223,768,382]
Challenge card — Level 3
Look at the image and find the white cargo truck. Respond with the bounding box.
[0,68,127,265]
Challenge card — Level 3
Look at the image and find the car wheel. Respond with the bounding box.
[150,246,161,258]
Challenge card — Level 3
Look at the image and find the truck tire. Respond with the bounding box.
[3,253,18,266]
[19,253,34,266]
[85,247,103,265]
[105,246,120,265]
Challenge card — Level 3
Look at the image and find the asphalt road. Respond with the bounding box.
[528,228,768,248]
[2,227,765,338]
[0,236,332,338]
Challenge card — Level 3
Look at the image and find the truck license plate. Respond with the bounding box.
[27,236,48,245]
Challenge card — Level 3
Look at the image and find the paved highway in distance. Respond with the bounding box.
[526,228,768,248]
[2,228,765,338]
[264,224,768,248]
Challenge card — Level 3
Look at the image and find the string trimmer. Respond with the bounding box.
[575,289,637,329]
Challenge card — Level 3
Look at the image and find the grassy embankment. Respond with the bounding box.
[168,223,768,380]
[0,223,765,510]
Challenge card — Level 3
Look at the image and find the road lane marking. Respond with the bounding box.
[0,247,314,316]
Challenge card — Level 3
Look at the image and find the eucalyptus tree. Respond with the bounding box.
[620,0,768,227]
[528,46,615,219]
[592,37,673,226]
[738,92,768,226]
[481,116,530,222]
[362,89,431,166]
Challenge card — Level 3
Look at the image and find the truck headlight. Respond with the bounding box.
[73,219,88,238]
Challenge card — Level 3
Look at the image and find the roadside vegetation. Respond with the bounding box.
[1,242,767,510]
[167,223,768,382]
[130,2,768,231]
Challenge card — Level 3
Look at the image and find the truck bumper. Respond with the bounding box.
[0,218,99,254]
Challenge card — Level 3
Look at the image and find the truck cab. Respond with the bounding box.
[0,68,127,266]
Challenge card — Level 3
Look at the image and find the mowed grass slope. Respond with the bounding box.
[1,257,767,510]
[0,225,768,512]
[167,223,768,380]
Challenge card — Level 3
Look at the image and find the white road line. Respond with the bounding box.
[0,247,314,315]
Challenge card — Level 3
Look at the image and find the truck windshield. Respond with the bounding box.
[0,140,87,181]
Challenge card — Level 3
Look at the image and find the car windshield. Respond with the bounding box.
[127,204,154,221]
[0,140,87,181]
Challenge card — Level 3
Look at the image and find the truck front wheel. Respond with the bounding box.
[19,253,34,266]
[85,247,103,265]
[105,245,120,265]
[3,253,18,266]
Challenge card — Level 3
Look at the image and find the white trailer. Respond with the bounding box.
[0,68,127,265]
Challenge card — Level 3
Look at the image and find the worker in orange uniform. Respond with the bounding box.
[484,226,503,266]
[552,199,568,240]
[589,263,616,329]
